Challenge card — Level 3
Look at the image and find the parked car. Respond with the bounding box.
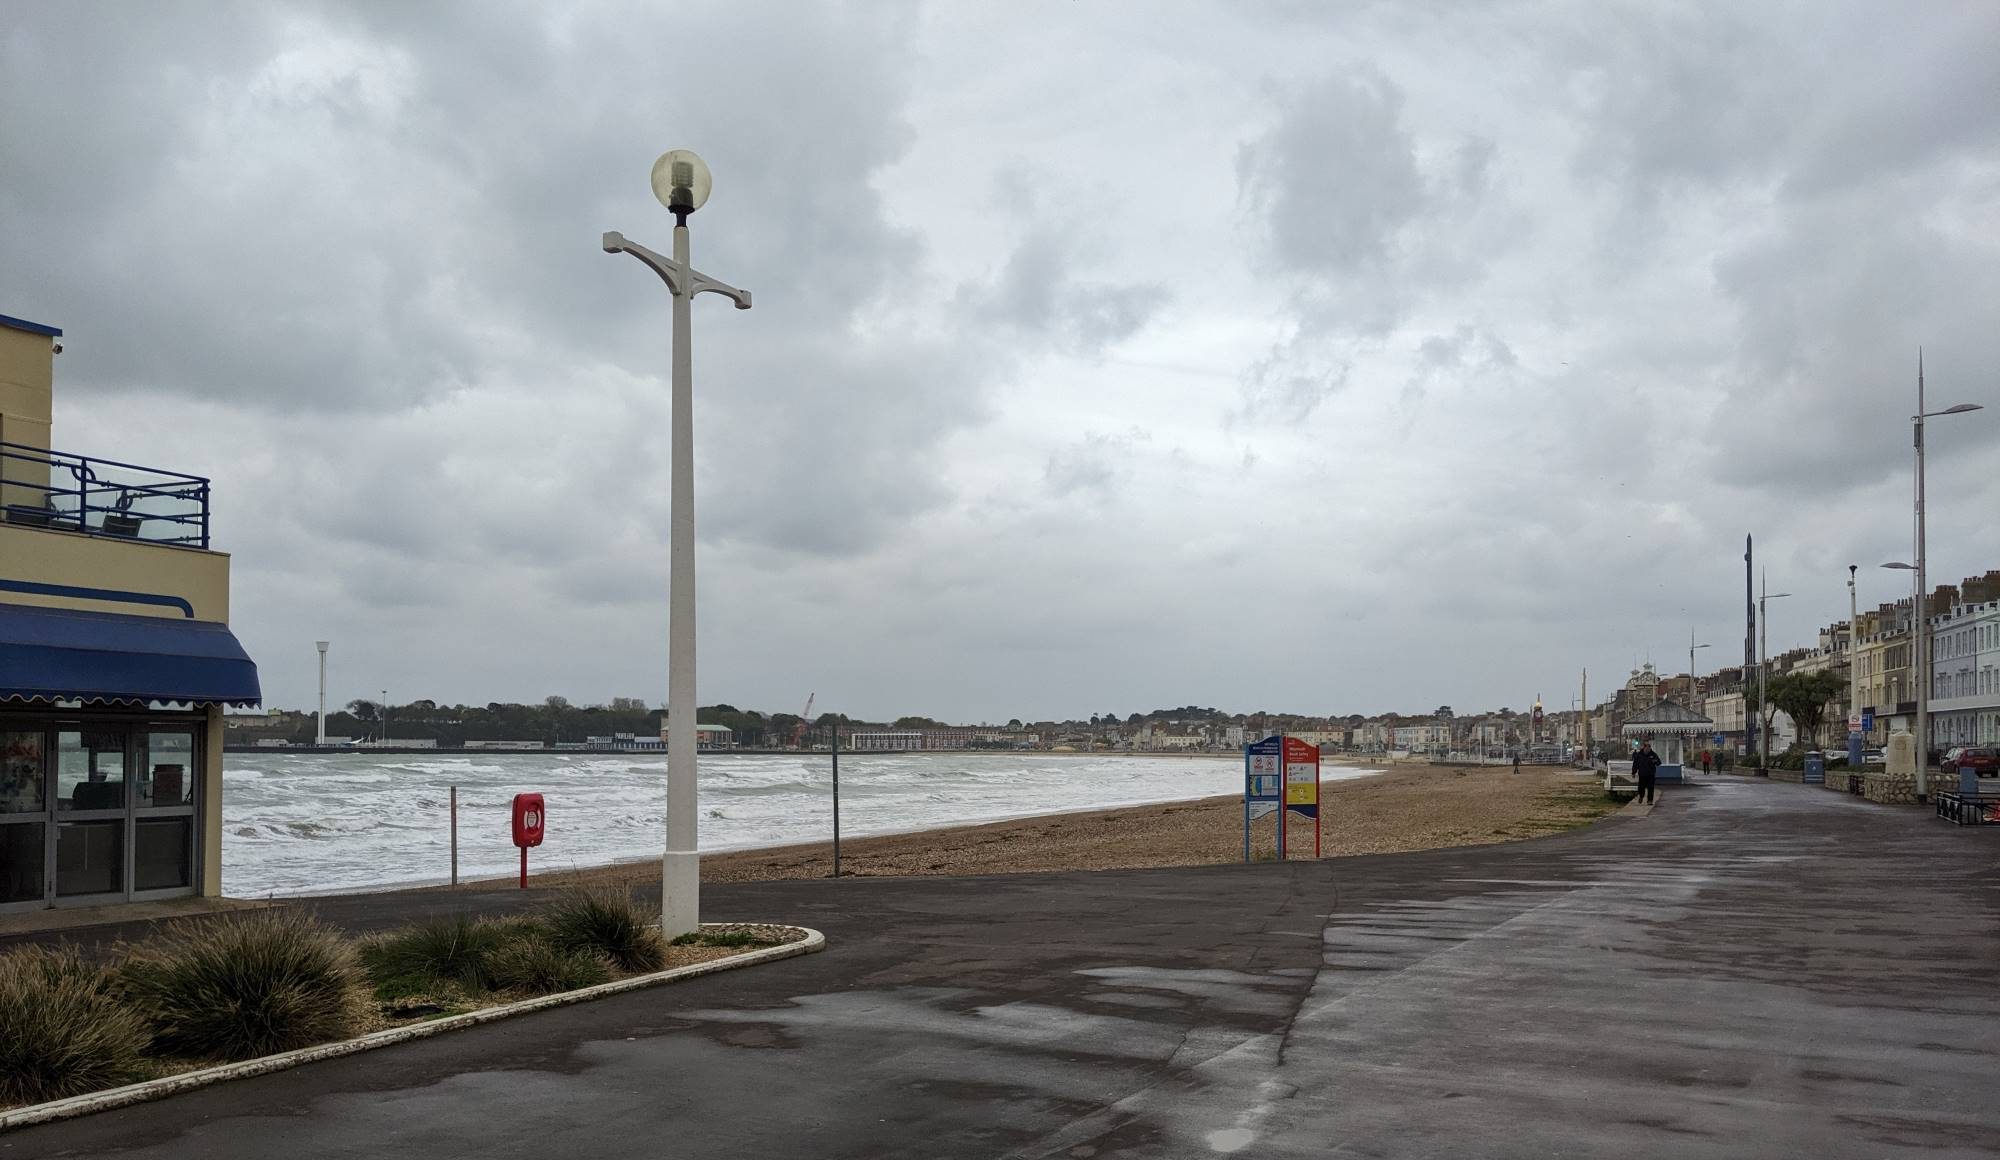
[1943,747,1999,777]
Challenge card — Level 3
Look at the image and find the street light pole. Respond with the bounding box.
[1847,566,1861,766]
[1883,352,1982,799]
[604,149,752,937]
[1758,573,1792,770]
[1688,629,1710,710]
[380,688,389,744]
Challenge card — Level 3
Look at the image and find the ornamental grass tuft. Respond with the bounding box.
[484,940,612,995]
[0,945,149,1105]
[541,890,666,973]
[358,914,532,998]
[119,911,369,1061]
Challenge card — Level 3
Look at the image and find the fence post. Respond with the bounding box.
[449,785,459,887]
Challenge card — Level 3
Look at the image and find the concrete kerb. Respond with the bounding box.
[0,924,825,1134]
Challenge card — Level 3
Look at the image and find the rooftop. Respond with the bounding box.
[0,312,62,338]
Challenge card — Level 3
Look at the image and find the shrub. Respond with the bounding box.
[484,940,612,995]
[542,891,666,973]
[119,911,368,1061]
[0,945,149,1104]
[358,914,531,998]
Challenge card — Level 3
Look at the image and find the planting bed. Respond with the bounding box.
[0,893,818,1129]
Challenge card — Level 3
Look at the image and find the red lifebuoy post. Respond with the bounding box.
[511,792,545,889]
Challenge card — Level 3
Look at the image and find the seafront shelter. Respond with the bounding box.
[1619,699,1716,782]
[0,312,259,913]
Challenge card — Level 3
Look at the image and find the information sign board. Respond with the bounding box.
[1282,736,1321,858]
[1243,737,1282,861]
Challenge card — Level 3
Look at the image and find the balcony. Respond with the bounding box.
[1,441,210,549]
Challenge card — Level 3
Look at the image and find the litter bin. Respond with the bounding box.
[1964,765,1982,798]
[1803,751,1825,785]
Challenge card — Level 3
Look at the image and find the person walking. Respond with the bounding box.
[1633,739,1662,805]
[1700,748,1713,775]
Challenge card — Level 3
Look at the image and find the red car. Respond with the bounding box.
[1943,747,1999,776]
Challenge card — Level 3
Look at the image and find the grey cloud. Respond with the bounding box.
[1237,331,1352,425]
[963,229,1169,359]
[1403,325,1517,409]
[1044,429,1149,498]
[1238,70,1425,277]
[1693,176,2000,499]
[1232,70,1518,424]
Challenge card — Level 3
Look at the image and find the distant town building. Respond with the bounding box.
[658,724,734,750]
[1930,577,2000,747]
[846,730,925,752]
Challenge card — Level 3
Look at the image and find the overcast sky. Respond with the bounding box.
[5,1,1997,722]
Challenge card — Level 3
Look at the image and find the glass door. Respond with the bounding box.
[133,729,198,895]
[54,728,128,902]
[0,730,47,910]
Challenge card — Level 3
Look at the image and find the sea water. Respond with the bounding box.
[221,750,1380,897]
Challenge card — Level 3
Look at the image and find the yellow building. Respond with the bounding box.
[1,312,258,913]
[1852,602,1912,743]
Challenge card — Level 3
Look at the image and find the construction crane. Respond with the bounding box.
[794,693,815,749]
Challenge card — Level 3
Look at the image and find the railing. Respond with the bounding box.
[0,441,210,549]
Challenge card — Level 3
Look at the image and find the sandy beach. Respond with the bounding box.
[533,763,1617,889]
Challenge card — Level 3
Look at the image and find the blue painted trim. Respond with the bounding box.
[0,313,62,337]
[0,578,195,618]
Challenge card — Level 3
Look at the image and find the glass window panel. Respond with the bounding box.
[134,817,191,891]
[138,732,196,808]
[56,820,122,896]
[0,822,44,903]
[1,732,44,814]
[56,729,126,812]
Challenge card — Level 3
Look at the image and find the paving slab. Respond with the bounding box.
[7,778,1997,1159]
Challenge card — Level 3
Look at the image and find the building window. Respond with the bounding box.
[0,715,203,909]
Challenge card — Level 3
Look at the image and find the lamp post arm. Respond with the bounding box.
[602,230,752,309]
[603,231,686,295]
[690,271,753,310]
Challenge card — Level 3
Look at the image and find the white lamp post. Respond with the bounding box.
[1882,353,1982,799]
[1846,566,1861,766]
[604,149,752,937]
[315,641,329,745]
[1758,574,1791,770]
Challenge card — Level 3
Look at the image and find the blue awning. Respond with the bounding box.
[0,604,260,708]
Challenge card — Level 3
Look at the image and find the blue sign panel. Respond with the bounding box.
[1861,708,1875,732]
[1244,736,1283,861]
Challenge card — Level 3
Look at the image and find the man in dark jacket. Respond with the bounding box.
[1633,739,1661,804]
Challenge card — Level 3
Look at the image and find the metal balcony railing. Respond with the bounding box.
[0,441,211,549]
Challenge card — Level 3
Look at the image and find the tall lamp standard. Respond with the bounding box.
[603,150,752,937]
[315,641,329,746]
[1881,355,1982,799]
[1688,630,1710,709]
[1688,632,1710,773]
[1846,566,1862,768]
[1758,574,1791,771]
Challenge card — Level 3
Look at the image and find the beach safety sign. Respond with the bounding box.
[1245,737,1282,822]
[1283,736,1320,819]
[1245,735,1321,861]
